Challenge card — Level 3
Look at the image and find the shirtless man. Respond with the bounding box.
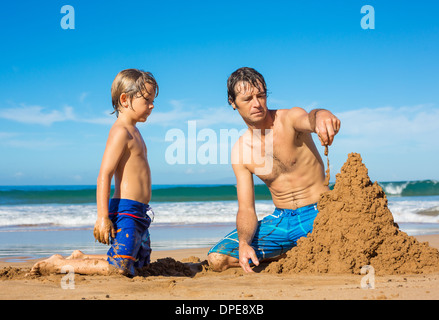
[207,67,340,272]
[29,69,158,277]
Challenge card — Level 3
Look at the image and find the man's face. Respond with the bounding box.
[231,81,268,125]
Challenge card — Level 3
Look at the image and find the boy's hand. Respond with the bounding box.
[93,217,116,245]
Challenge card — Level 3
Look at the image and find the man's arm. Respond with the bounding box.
[94,126,128,245]
[287,107,341,146]
[232,159,260,273]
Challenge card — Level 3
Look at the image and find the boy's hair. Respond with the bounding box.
[111,69,159,116]
[227,67,268,105]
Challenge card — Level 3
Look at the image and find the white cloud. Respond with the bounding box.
[147,100,195,127]
[322,103,439,181]
[79,92,89,103]
[148,99,244,128]
[333,104,439,153]
[81,112,114,125]
[2,137,64,149]
[338,104,437,137]
[14,172,24,178]
[0,103,116,126]
[0,104,75,126]
[0,132,20,139]
[72,174,83,181]
[0,99,244,129]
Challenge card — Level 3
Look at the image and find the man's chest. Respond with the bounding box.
[244,132,299,181]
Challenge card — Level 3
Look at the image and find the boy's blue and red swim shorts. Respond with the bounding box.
[106,198,153,276]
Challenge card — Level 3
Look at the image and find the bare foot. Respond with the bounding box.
[28,254,65,276]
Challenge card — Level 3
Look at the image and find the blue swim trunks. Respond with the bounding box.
[208,203,318,261]
[106,198,153,276]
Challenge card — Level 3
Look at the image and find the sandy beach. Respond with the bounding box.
[0,234,438,301]
[1,155,438,302]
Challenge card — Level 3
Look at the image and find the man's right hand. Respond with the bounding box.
[93,216,116,245]
[238,242,260,273]
[313,109,340,146]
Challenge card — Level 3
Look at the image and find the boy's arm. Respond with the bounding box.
[94,126,129,245]
[287,107,341,146]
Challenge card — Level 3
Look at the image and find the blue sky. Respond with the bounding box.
[0,0,438,185]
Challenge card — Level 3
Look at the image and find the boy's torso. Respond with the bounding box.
[113,124,152,204]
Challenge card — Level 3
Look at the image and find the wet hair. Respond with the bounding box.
[111,69,159,116]
[227,67,268,105]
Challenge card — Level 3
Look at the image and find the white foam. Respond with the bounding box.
[388,199,439,223]
[0,198,438,230]
[0,201,276,229]
[150,201,275,224]
[0,204,97,228]
[381,182,410,195]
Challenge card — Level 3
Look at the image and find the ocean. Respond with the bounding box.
[1,181,439,261]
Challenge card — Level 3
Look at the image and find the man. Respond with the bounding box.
[207,67,340,272]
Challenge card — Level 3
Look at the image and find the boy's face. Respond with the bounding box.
[124,83,156,122]
[231,81,268,125]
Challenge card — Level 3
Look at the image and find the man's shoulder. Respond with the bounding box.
[276,107,307,118]
[273,107,308,128]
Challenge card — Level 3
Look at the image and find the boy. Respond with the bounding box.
[29,69,158,277]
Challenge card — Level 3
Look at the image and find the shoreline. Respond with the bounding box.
[1,221,438,263]
[0,234,438,300]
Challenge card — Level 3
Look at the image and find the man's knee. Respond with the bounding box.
[207,252,237,272]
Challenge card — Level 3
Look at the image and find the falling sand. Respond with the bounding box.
[265,153,439,275]
[323,145,330,186]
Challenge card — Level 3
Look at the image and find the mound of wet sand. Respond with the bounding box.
[136,257,202,277]
[0,267,27,280]
[265,153,439,275]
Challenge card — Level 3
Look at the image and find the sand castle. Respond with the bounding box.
[266,153,439,275]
